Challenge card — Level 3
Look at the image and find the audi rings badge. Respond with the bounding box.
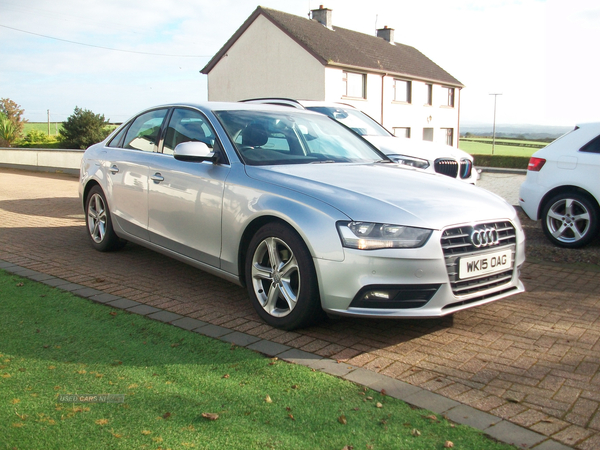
[470,228,500,248]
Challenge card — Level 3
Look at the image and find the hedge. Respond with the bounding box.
[473,155,530,170]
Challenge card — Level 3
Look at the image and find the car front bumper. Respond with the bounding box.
[315,225,525,319]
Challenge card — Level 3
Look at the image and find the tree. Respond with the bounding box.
[59,107,111,149]
[0,98,27,144]
[0,113,18,147]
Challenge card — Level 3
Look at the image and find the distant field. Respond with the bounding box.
[459,138,546,156]
[23,122,63,136]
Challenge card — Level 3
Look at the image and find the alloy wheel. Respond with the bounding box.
[545,197,591,245]
[250,236,300,318]
[87,193,107,244]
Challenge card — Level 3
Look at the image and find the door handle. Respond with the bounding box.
[109,165,119,174]
[151,173,164,183]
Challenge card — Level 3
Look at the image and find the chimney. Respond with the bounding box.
[377,26,395,44]
[312,5,332,30]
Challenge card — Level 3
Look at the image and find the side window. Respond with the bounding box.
[123,109,168,152]
[163,108,216,155]
[264,133,290,152]
[107,124,128,148]
[580,135,600,154]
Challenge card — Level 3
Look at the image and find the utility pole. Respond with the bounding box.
[47,110,50,136]
[489,93,502,155]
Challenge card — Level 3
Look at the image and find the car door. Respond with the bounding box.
[105,108,169,240]
[147,107,230,268]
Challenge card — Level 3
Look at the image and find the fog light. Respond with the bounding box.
[364,291,391,300]
[350,284,441,309]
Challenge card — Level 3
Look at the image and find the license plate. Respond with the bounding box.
[459,248,513,280]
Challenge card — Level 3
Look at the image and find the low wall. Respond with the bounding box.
[0,147,83,176]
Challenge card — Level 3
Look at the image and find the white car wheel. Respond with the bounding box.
[542,192,599,248]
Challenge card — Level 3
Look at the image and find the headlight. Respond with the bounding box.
[337,221,432,249]
[389,154,430,169]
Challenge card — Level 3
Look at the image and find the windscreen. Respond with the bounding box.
[214,110,386,166]
[306,106,391,137]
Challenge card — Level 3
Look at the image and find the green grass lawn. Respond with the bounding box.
[458,140,540,157]
[0,270,517,449]
[23,122,63,136]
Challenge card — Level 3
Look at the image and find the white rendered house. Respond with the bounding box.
[201,6,463,148]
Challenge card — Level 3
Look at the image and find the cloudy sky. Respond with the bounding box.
[1,0,598,127]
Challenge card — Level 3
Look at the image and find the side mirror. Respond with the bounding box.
[173,141,215,162]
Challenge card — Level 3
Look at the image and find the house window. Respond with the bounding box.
[343,71,365,98]
[425,84,432,106]
[423,128,434,142]
[445,87,455,107]
[443,128,454,146]
[393,127,411,138]
[394,79,411,103]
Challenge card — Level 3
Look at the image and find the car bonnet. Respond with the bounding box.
[245,163,516,230]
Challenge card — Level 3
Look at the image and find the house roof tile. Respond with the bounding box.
[201,6,463,87]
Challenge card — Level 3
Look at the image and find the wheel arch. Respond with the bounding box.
[538,185,600,219]
[82,179,102,210]
[237,215,303,288]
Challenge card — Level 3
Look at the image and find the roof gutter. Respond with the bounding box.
[326,61,464,88]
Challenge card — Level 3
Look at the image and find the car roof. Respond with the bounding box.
[142,101,323,115]
[241,98,359,111]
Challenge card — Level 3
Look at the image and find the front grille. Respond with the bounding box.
[434,158,459,178]
[441,221,517,297]
[460,159,472,179]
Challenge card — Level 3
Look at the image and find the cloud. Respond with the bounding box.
[1,0,599,125]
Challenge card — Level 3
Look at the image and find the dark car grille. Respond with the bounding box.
[441,221,517,297]
[434,158,459,178]
[460,159,473,179]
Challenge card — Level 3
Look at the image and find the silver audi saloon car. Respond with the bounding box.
[79,102,525,330]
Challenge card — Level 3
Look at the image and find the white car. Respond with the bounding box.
[80,102,524,330]
[519,123,600,248]
[242,98,477,184]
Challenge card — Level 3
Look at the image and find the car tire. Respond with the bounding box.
[85,185,126,252]
[245,222,323,330]
[541,191,599,248]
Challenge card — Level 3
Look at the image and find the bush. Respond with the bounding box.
[23,129,49,144]
[473,155,530,170]
[0,98,26,145]
[59,107,111,149]
[0,113,18,147]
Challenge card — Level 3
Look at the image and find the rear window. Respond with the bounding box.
[580,135,600,154]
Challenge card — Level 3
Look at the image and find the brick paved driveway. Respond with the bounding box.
[2,168,600,449]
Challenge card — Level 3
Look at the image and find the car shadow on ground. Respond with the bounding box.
[0,197,84,221]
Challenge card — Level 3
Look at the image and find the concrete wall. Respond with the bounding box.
[0,148,83,176]
[207,15,326,101]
